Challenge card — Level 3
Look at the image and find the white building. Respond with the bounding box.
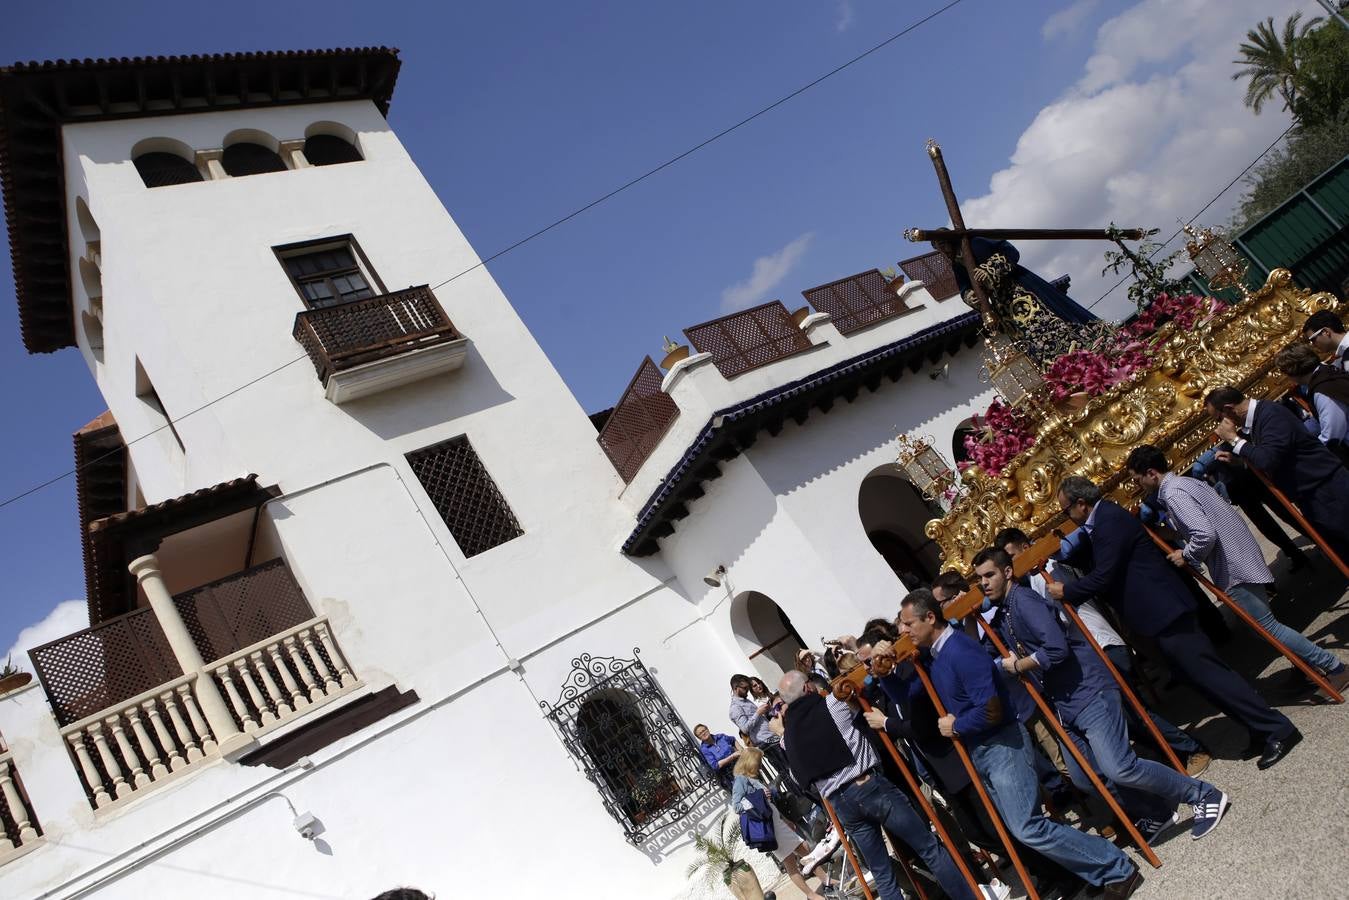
[0,49,993,899]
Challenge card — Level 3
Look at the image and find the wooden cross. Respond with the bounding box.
[906,140,1143,331]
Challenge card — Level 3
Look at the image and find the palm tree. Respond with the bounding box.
[1231,12,1322,115]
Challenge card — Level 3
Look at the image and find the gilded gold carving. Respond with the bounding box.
[928,270,1342,570]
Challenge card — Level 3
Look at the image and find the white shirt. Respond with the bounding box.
[1336,333,1349,372]
[931,625,955,658]
[1231,399,1259,456]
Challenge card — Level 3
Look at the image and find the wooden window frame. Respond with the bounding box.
[273,234,388,310]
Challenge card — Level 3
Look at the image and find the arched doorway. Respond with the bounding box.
[858,464,944,590]
[952,416,977,467]
[729,591,807,683]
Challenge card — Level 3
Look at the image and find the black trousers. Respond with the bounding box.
[1154,613,1295,742]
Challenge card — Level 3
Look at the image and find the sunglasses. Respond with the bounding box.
[1306,327,1328,344]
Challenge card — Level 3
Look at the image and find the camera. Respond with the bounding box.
[293,812,323,841]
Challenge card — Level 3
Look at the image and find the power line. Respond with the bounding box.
[0,0,969,514]
[1086,122,1296,313]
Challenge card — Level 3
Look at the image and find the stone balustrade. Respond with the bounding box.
[203,617,358,739]
[58,672,216,811]
[55,616,358,812]
[0,742,42,865]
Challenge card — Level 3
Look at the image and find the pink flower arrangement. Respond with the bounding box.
[958,292,1224,478]
[961,400,1036,476]
[1042,345,1150,403]
[1121,292,1226,341]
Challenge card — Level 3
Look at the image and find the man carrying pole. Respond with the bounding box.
[1125,444,1349,697]
[897,590,1143,899]
[776,668,981,900]
[1045,476,1302,770]
[971,547,1231,845]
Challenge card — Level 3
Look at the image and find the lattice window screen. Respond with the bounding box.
[597,358,680,483]
[898,251,960,301]
[683,301,811,378]
[29,608,182,727]
[173,559,315,664]
[407,437,523,557]
[802,269,911,335]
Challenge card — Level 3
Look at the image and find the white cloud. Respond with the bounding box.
[835,0,856,32]
[721,232,815,312]
[6,600,86,671]
[1042,0,1100,41]
[960,0,1305,322]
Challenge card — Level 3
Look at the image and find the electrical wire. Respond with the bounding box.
[1085,122,1297,313]
[0,1,969,514]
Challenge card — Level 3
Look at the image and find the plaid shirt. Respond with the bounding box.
[1155,472,1272,590]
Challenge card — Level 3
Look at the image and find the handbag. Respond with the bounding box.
[738,785,778,852]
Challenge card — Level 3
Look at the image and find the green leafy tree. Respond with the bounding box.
[1290,22,1349,129]
[1232,117,1349,229]
[1231,12,1322,115]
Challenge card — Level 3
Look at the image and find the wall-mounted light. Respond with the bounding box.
[703,565,727,588]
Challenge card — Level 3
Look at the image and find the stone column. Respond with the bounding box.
[279,138,309,169]
[129,555,256,758]
[194,148,226,180]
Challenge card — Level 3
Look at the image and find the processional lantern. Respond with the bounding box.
[982,335,1044,409]
[895,433,956,502]
[1184,223,1251,298]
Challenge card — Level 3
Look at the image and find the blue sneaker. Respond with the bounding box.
[1191,788,1229,840]
[1134,810,1180,843]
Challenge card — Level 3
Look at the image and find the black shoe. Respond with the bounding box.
[1279,668,1319,695]
[1102,866,1143,898]
[1257,728,1303,770]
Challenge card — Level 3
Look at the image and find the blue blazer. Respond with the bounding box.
[1061,499,1194,637]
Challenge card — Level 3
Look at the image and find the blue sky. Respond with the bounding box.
[0,0,1308,654]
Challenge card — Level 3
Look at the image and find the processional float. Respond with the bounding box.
[818,141,1345,899]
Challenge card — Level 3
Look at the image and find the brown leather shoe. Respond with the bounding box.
[1102,866,1143,898]
[1186,749,1212,777]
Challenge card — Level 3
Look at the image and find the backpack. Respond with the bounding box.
[738,784,778,853]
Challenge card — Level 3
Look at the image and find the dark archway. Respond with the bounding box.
[729,590,806,683]
[858,464,943,589]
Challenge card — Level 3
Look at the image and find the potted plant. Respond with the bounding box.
[686,811,771,900]
[0,656,32,695]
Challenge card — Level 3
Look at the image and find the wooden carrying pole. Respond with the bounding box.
[907,658,1042,900]
[1244,464,1349,580]
[1036,567,1189,774]
[819,795,877,900]
[973,617,1164,869]
[905,227,1147,243]
[833,666,980,899]
[1141,523,1345,703]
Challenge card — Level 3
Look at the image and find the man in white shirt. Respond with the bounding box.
[1303,310,1349,373]
[996,527,1211,776]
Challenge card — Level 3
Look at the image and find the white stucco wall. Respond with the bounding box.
[3,91,999,900]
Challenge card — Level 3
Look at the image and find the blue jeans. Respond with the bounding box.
[830,773,975,900]
[1228,583,1345,674]
[1065,689,1210,822]
[971,723,1134,888]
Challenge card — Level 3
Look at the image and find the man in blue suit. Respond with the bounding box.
[1045,476,1300,770]
[898,590,1141,898]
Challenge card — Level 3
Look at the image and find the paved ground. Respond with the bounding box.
[766,534,1349,900]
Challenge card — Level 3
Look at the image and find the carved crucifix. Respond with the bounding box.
[906,140,1143,335]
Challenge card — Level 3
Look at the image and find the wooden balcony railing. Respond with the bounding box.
[293,285,463,384]
[683,300,812,379]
